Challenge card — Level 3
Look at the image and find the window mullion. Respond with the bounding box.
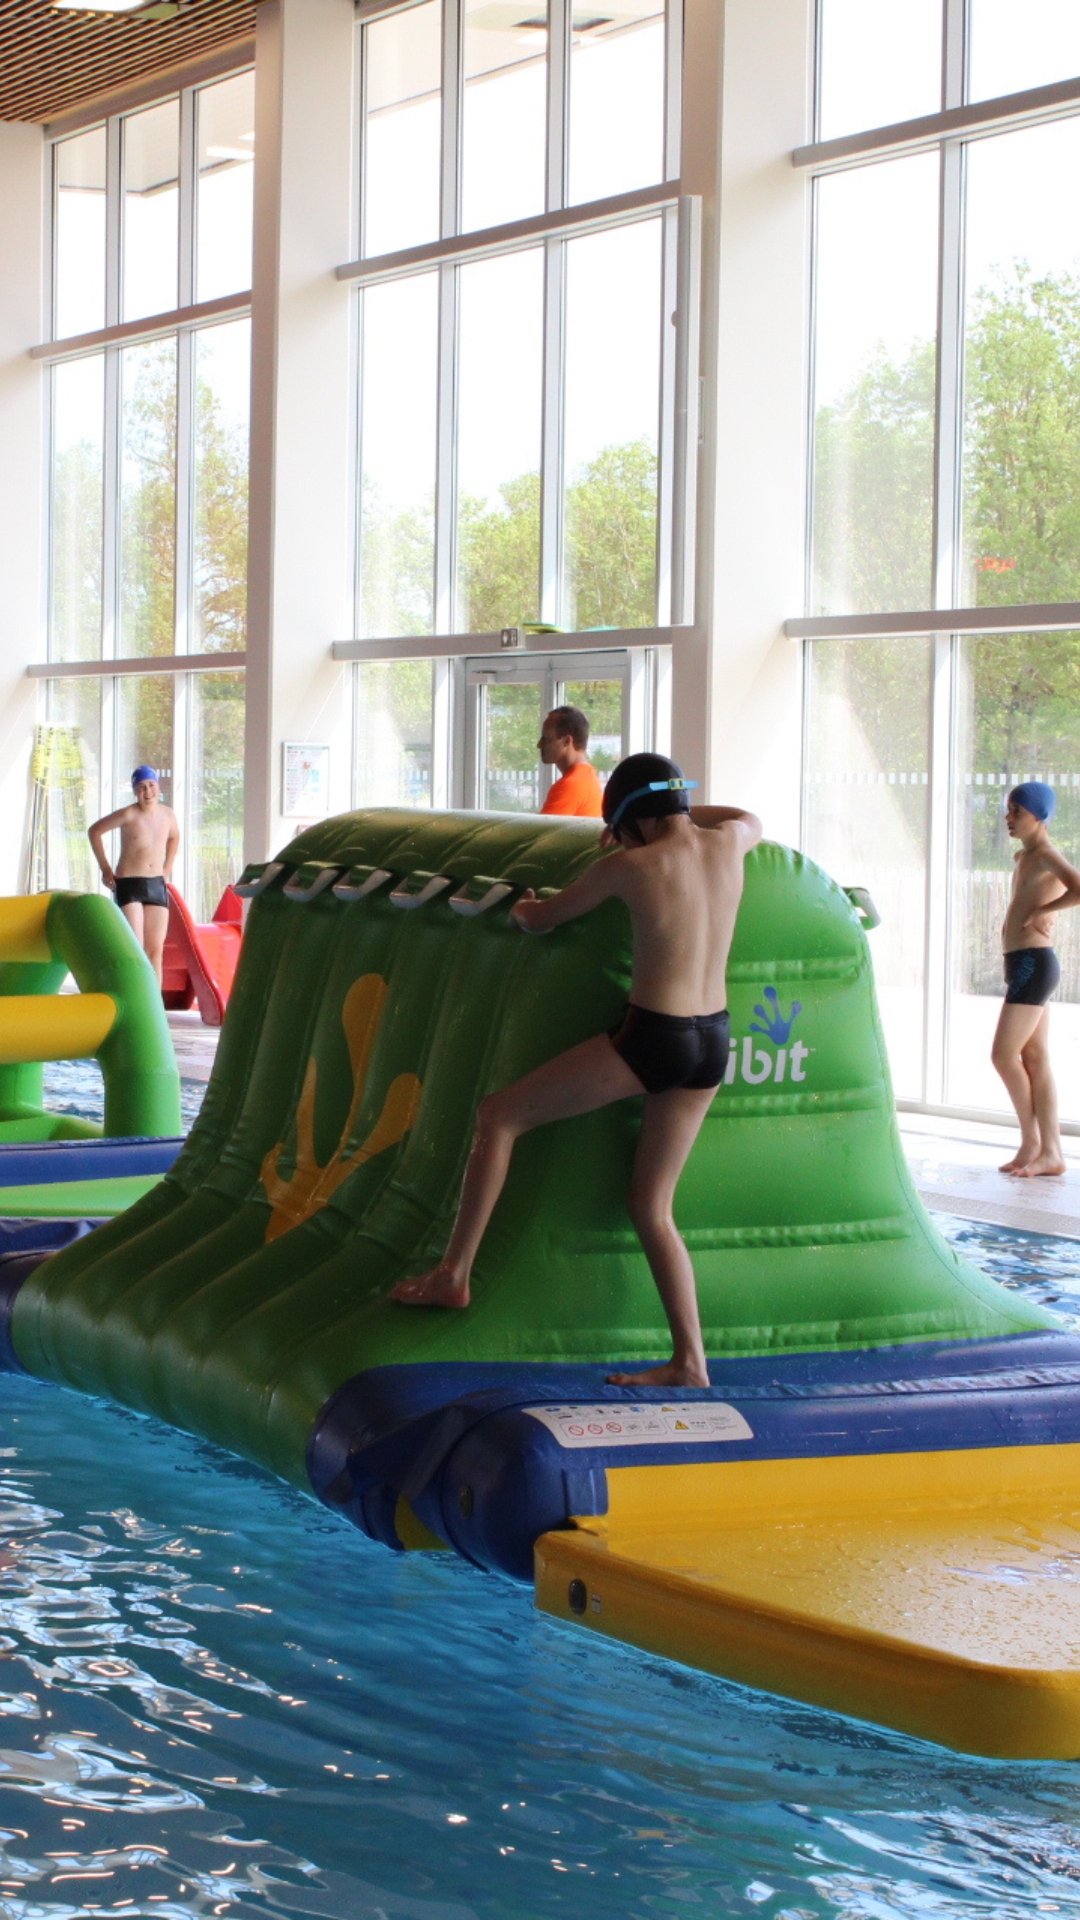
[172,669,190,899]
[944,0,966,110]
[102,345,120,664]
[539,234,566,627]
[441,0,462,238]
[932,140,965,613]
[178,85,196,309]
[663,0,684,181]
[175,327,195,656]
[105,113,121,330]
[546,0,568,212]
[434,262,459,632]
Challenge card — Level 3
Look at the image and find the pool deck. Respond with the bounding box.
[899,1110,1080,1240]
[167,1012,1080,1241]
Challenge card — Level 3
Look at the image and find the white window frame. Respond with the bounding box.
[343,0,700,643]
[34,66,253,898]
[794,0,1080,1121]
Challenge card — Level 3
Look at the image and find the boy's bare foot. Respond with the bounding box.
[1000,1144,1039,1172]
[391,1266,470,1308]
[1011,1154,1066,1178]
[606,1360,710,1389]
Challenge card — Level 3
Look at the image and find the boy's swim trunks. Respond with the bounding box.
[1003,947,1060,1006]
[114,875,169,909]
[609,1003,730,1093]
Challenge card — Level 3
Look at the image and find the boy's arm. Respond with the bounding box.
[1038,846,1080,913]
[164,811,180,881]
[689,805,763,849]
[87,808,128,889]
[510,852,626,933]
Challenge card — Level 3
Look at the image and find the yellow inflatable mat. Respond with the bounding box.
[535,1446,1080,1759]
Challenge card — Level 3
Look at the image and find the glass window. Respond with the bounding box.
[456,248,543,632]
[968,0,1080,104]
[41,682,101,893]
[961,117,1080,609]
[123,100,180,322]
[804,636,932,1101]
[188,669,245,918]
[560,675,623,778]
[811,154,939,617]
[193,320,251,653]
[354,659,436,807]
[569,4,665,205]
[359,273,438,638]
[563,218,662,629]
[461,0,547,233]
[196,72,255,302]
[119,337,178,658]
[480,680,543,810]
[363,1,442,256]
[949,632,1080,1118]
[54,128,106,339]
[50,355,104,663]
[116,673,174,804]
[817,0,942,140]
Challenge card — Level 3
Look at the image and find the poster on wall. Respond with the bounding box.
[282,742,330,818]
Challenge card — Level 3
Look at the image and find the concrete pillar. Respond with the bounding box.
[246,0,358,865]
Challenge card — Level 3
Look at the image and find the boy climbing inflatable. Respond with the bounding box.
[392,753,762,1388]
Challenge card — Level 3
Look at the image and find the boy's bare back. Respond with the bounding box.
[513,807,758,1015]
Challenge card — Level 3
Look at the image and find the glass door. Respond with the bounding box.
[462,649,636,811]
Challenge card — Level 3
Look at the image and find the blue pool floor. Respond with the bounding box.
[10,1062,1080,1918]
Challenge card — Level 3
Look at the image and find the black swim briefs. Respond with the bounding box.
[609,1003,730,1094]
[1003,946,1060,1006]
[114,875,169,910]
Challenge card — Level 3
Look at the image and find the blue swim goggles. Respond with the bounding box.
[606,777,698,833]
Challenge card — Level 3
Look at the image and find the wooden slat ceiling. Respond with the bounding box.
[0,0,256,123]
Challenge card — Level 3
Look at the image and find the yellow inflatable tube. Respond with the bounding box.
[0,993,116,1065]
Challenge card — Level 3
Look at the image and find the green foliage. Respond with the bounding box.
[51,441,103,662]
[812,341,936,616]
[194,372,249,652]
[458,471,541,632]
[965,268,1080,608]
[118,344,177,657]
[564,438,658,630]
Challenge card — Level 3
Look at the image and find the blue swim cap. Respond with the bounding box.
[1009,780,1055,822]
[131,765,158,790]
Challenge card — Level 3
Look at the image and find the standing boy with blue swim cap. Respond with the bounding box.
[993,780,1080,1177]
[393,752,762,1389]
[88,768,179,986]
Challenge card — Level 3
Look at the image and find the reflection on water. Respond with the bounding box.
[8,1362,1080,1920]
[42,1058,207,1133]
[0,1198,1076,1910]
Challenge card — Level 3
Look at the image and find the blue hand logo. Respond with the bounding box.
[748,985,802,1045]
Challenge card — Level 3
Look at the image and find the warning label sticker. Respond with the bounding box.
[524,1402,753,1448]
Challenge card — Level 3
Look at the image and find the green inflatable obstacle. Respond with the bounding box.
[9,811,1051,1488]
[0,892,180,1143]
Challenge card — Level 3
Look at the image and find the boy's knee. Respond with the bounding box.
[627,1187,673,1237]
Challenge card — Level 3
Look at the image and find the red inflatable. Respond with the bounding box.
[161,884,243,1027]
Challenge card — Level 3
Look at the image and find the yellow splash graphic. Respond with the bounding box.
[260,973,421,1242]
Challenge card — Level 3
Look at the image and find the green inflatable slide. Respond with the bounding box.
[8,809,1048,1493]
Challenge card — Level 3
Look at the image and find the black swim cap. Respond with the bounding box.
[602,753,697,843]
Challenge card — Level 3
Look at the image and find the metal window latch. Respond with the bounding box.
[500,627,526,649]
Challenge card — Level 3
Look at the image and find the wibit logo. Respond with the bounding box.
[749,985,801,1045]
[724,986,813,1087]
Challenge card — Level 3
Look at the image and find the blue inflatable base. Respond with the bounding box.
[309,1335,1080,1580]
[0,1137,184,1186]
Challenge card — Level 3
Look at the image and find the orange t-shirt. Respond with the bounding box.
[540,761,604,818]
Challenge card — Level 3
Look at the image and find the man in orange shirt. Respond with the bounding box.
[538,705,604,817]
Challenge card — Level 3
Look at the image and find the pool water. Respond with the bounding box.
[13,1068,1080,1916]
[42,1059,206,1134]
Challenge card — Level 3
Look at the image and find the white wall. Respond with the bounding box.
[677,0,812,847]
[0,122,44,892]
[245,0,358,866]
